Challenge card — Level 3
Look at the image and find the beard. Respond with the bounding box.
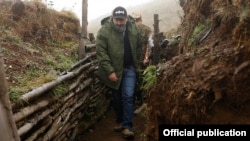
[114,24,126,32]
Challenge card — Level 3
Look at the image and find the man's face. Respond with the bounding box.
[112,17,128,32]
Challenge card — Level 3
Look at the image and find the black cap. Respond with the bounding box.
[112,6,127,19]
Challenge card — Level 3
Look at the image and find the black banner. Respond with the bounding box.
[159,124,249,140]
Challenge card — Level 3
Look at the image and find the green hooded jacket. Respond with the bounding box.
[95,16,143,90]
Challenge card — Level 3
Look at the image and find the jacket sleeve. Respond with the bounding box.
[96,27,115,74]
[136,27,143,63]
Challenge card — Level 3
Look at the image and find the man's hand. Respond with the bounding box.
[109,72,118,82]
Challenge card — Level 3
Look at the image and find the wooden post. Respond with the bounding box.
[153,14,159,34]
[152,14,160,64]
[0,48,20,141]
[78,0,88,60]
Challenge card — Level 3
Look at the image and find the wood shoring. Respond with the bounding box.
[47,83,91,125]
[17,77,93,139]
[39,84,92,140]
[53,90,96,140]
[18,90,77,136]
[53,91,108,140]
[42,92,90,140]
[53,90,92,138]
[68,70,88,90]
[62,79,93,126]
[53,83,106,140]
[55,122,78,141]
[15,76,93,125]
[69,124,78,141]
[17,108,54,136]
[89,86,107,102]
[67,52,96,72]
[13,72,73,108]
[14,68,92,124]
[63,77,93,104]
[54,111,84,140]
[11,51,103,140]
[14,99,53,122]
[53,84,100,139]
[53,86,109,140]
[71,90,111,137]
[42,116,62,141]
[68,65,97,91]
[25,116,53,141]
[56,66,96,105]
[12,62,93,109]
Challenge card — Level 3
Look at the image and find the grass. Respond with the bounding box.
[9,42,78,101]
[141,65,157,94]
[188,23,206,46]
[52,83,68,99]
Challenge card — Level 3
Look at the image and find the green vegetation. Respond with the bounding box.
[139,132,147,141]
[5,35,22,43]
[240,6,249,21]
[52,83,68,99]
[8,40,78,101]
[9,87,24,101]
[188,23,206,46]
[141,65,157,94]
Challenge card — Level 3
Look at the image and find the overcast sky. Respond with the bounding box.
[43,0,153,21]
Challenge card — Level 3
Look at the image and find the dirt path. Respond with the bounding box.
[78,105,147,141]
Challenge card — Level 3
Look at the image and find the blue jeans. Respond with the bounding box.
[112,67,136,130]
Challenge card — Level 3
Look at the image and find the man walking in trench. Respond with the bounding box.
[95,6,143,139]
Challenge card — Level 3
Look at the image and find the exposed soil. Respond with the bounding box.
[144,1,250,140]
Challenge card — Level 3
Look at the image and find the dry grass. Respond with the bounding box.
[1,0,80,44]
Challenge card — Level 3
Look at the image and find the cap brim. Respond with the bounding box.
[113,16,126,19]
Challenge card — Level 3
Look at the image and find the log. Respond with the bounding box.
[54,110,85,140]
[12,72,75,108]
[17,108,54,136]
[44,92,90,140]
[12,63,93,108]
[69,126,78,141]
[14,99,52,122]
[68,66,97,90]
[68,71,87,90]
[64,78,93,102]
[25,117,53,141]
[53,91,91,139]
[42,116,62,141]
[62,92,90,125]
[52,90,90,138]
[67,53,96,72]
[15,83,84,124]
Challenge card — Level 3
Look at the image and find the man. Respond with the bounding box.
[131,12,153,65]
[131,12,153,106]
[95,6,142,139]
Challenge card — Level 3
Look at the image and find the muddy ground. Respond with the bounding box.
[77,106,147,141]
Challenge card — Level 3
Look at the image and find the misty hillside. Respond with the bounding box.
[88,0,183,35]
